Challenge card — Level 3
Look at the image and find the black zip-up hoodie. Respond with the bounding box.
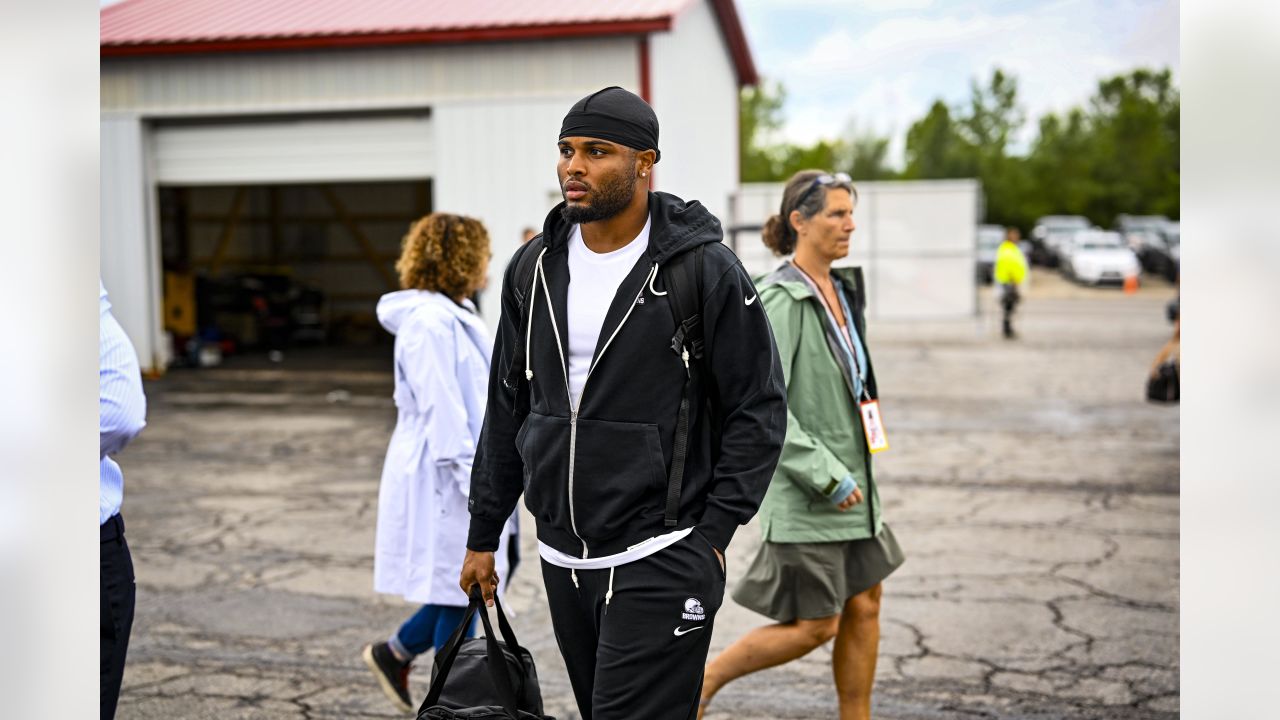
[467,191,787,558]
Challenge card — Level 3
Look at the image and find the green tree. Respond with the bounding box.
[903,100,977,179]
[959,68,1024,153]
[1087,68,1180,222]
[838,121,896,181]
[1026,108,1098,222]
[962,69,1032,229]
[1024,67,1179,227]
[774,139,843,180]
[739,81,786,182]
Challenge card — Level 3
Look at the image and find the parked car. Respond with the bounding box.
[1044,228,1087,267]
[1133,227,1179,282]
[1116,215,1178,282]
[1161,221,1180,281]
[1115,214,1170,252]
[1116,214,1170,233]
[1031,215,1090,267]
[1062,230,1142,286]
[975,224,1005,283]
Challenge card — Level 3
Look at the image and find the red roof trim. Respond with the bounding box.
[707,0,757,86]
[100,19,673,58]
[638,37,652,103]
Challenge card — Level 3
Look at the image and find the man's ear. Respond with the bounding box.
[636,149,657,176]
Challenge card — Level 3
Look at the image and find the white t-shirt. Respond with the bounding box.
[547,214,692,571]
[565,215,651,408]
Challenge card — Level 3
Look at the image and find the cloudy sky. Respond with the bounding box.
[736,0,1179,164]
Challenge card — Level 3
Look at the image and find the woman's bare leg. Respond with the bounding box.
[698,616,838,718]
[833,584,883,720]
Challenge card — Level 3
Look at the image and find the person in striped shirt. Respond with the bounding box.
[100,280,147,720]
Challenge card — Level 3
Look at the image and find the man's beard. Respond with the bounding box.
[561,171,636,224]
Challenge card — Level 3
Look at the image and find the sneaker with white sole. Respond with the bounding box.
[362,641,414,713]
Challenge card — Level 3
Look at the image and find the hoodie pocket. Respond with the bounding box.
[515,412,573,529]
[569,417,667,542]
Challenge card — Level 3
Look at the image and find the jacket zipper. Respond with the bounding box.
[543,262,657,559]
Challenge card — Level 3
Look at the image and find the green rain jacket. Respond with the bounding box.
[756,262,883,543]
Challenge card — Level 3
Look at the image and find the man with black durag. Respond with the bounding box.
[460,87,787,719]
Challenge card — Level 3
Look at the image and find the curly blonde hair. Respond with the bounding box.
[395,213,491,299]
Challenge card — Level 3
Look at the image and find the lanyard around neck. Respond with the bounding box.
[790,261,867,395]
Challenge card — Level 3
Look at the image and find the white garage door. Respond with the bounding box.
[152,113,434,185]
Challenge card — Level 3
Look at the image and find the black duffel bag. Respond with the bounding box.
[1146,361,1179,403]
[417,586,551,720]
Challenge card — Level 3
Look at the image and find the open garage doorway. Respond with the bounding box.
[158,180,431,371]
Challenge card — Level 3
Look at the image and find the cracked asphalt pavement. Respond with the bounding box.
[116,270,1179,719]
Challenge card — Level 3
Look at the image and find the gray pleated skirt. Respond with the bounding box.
[731,524,905,623]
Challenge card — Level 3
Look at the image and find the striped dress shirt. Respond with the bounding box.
[100,281,147,525]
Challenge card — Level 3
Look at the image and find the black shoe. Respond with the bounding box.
[363,642,413,713]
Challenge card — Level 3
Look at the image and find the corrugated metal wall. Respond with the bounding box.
[650,0,739,224]
[102,38,642,367]
[433,96,590,330]
[152,114,435,185]
[102,39,638,116]
[101,114,166,369]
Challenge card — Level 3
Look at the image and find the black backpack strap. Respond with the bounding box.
[511,235,543,310]
[504,236,545,413]
[663,244,705,528]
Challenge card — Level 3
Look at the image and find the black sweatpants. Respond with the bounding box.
[541,530,726,720]
[101,514,136,720]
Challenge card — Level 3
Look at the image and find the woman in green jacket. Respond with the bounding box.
[699,170,904,720]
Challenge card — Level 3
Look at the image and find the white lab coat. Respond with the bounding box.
[373,290,513,606]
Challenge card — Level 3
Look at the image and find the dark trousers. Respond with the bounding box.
[540,530,726,720]
[1000,284,1020,337]
[101,514,136,720]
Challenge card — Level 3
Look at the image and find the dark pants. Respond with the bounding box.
[1000,283,1020,337]
[540,530,726,720]
[101,513,136,720]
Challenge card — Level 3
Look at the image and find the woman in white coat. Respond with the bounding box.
[363,213,513,713]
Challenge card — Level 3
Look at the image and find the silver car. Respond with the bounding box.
[1063,230,1143,285]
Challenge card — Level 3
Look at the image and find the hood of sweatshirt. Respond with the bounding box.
[375,289,431,335]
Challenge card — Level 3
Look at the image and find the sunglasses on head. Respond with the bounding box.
[795,172,852,208]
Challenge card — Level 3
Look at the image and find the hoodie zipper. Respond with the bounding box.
[539,260,660,559]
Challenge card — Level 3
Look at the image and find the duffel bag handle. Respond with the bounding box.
[420,585,522,720]
[489,588,524,658]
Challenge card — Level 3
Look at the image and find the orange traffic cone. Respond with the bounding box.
[1123,275,1139,295]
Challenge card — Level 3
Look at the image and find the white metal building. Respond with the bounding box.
[729,180,981,320]
[101,0,757,370]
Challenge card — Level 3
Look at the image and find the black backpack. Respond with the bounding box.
[505,235,711,528]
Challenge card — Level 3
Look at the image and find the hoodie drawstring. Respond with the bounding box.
[646,262,666,297]
[571,568,579,590]
[525,246,549,382]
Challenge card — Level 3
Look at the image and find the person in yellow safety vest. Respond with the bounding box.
[993,227,1029,339]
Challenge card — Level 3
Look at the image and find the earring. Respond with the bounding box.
[641,172,647,177]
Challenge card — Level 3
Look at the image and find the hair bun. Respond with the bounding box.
[762,214,795,256]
